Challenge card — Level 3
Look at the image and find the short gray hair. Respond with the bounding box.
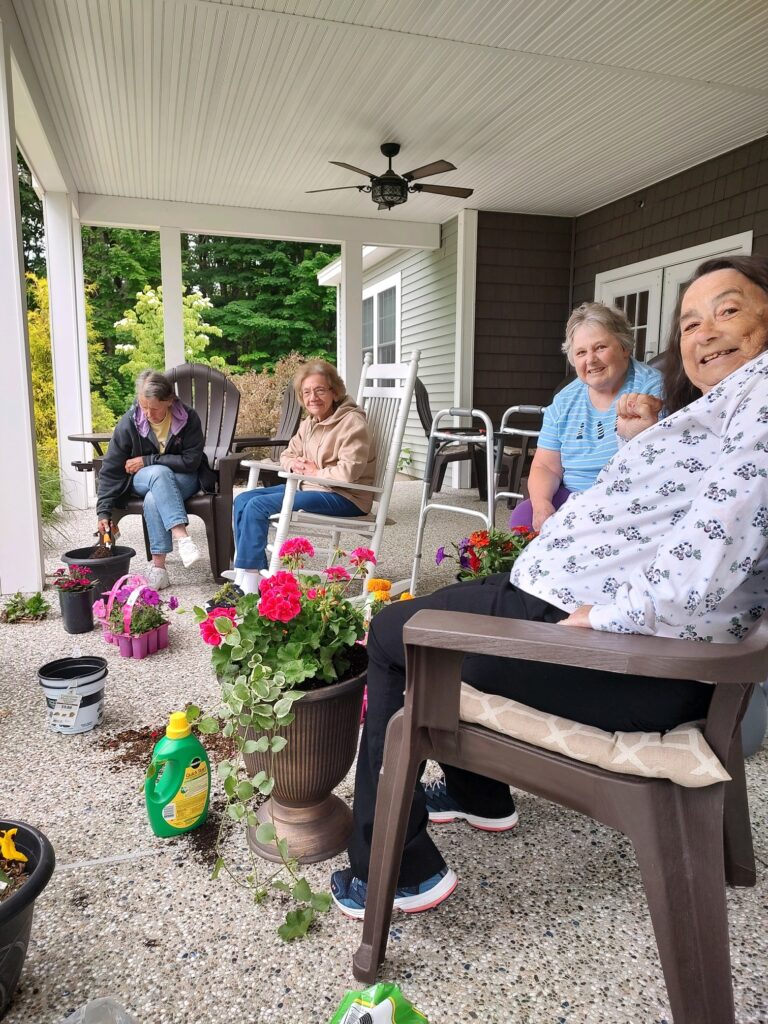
[293,360,346,407]
[136,369,174,402]
[562,302,635,366]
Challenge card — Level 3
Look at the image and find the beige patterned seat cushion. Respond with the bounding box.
[459,683,730,788]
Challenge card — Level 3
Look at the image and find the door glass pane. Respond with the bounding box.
[635,327,647,361]
[362,296,374,356]
[377,287,396,351]
[626,292,637,324]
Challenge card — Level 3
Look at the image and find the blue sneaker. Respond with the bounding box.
[424,779,519,832]
[331,865,457,920]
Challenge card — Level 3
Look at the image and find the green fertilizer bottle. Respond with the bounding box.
[145,712,210,837]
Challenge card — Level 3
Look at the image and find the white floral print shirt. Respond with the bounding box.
[511,351,768,642]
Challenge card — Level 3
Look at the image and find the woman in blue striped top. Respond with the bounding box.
[510,302,663,532]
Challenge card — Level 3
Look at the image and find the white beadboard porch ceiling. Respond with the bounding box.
[11,0,768,222]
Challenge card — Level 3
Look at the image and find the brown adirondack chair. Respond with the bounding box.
[96,363,243,581]
[354,610,767,1023]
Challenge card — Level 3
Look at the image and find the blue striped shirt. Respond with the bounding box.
[538,359,664,491]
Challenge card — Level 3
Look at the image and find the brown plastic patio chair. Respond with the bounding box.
[353,609,768,1024]
[95,363,243,581]
[235,385,303,489]
[414,377,488,498]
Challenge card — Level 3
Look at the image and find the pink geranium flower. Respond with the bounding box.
[199,606,238,646]
[350,547,376,566]
[324,565,351,582]
[279,537,315,559]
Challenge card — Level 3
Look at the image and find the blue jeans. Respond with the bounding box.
[233,484,364,570]
[131,465,200,554]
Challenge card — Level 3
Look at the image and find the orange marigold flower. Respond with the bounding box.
[366,578,392,593]
[399,592,415,601]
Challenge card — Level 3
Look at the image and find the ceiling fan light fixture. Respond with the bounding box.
[371,177,408,208]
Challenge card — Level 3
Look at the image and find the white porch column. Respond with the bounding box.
[453,209,478,487]
[0,19,44,592]
[44,191,92,510]
[160,226,184,368]
[338,241,363,391]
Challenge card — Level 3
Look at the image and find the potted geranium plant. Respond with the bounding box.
[93,579,178,659]
[0,821,55,1018]
[189,538,374,940]
[436,526,538,580]
[50,565,96,634]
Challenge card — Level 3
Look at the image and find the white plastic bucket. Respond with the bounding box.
[37,656,108,735]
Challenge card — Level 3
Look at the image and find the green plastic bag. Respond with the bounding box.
[328,982,428,1023]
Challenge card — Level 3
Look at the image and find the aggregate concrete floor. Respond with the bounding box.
[2,480,767,1023]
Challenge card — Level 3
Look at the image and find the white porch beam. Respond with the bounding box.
[0,0,77,198]
[0,18,43,593]
[160,227,184,369]
[43,191,91,510]
[338,242,363,394]
[78,194,440,251]
[453,209,478,488]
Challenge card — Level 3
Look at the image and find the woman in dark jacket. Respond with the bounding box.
[96,369,211,589]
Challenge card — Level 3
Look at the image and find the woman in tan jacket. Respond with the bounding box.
[233,360,375,592]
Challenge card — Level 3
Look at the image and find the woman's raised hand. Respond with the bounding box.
[616,393,663,441]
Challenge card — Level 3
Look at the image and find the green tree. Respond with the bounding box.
[81,227,162,414]
[182,235,339,371]
[17,151,46,277]
[114,284,225,379]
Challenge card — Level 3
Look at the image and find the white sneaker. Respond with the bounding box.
[145,565,170,591]
[177,536,201,568]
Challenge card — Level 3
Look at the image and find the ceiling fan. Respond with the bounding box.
[306,142,474,211]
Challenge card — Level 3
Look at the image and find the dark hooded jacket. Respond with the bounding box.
[96,398,215,518]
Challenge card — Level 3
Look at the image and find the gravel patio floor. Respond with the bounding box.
[2,479,766,1023]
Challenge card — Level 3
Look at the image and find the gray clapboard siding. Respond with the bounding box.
[362,217,458,479]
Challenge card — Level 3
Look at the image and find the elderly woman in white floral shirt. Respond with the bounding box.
[331,253,768,920]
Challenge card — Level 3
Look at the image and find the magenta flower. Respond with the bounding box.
[324,565,351,582]
[350,547,376,566]
[141,588,161,607]
[92,599,106,619]
[279,537,315,559]
[168,595,179,611]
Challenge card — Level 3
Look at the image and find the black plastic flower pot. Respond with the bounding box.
[57,588,94,634]
[0,820,55,1019]
[61,546,135,600]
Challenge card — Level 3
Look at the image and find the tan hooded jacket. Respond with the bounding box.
[279,396,376,513]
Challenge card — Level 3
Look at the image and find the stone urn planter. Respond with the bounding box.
[0,820,55,1019]
[243,668,365,864]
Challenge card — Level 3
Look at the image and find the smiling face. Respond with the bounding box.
[138,394,174,424]
[679,269,768,393]
[300,372,336,420]
[571,323,632,397]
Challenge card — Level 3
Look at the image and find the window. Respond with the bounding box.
[362,273,401,370]
[595,233,753,360]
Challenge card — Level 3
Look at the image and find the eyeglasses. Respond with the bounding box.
[301,387,330,399]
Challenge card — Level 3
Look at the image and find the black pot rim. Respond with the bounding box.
[37,656,108,687]
[0,820,55,922]
[62,546,136,562]
[295,665,366,704]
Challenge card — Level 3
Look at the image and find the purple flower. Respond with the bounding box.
[435,546,446,566]
[114,586,133,604]
[141,588,161,606]
[168,595,179,611]
[458,538,470,556]
[459,553,470,569]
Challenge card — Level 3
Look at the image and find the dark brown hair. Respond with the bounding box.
[662,253,768,413]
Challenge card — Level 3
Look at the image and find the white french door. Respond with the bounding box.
[595,232,753,361]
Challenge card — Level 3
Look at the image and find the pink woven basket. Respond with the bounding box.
[97,573,170,659]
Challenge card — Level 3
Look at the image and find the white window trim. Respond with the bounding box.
[362,271,401,363]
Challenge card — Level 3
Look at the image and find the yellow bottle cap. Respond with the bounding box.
[166,711,191,739]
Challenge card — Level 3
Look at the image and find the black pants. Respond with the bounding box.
[348,573,712,886]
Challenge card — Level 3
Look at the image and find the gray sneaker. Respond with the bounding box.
[145,565,170,591]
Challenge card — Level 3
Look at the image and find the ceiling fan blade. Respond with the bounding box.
[412,183,474,198]
[329,160,377,178]
[305,185,364,193]
[401,159,456,181]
